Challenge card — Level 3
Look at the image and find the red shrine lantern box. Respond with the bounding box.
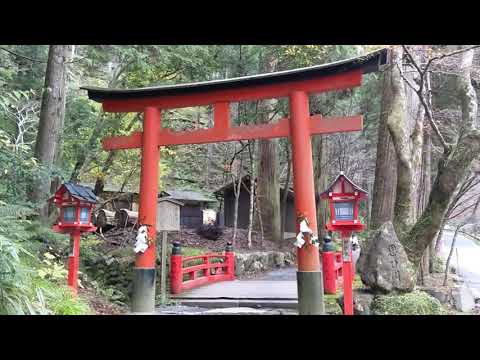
[320,171,368,232]
[48,182,97,233]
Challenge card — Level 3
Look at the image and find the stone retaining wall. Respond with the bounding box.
[234,251,296,277]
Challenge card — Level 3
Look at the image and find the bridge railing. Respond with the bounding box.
[170,242,235,294]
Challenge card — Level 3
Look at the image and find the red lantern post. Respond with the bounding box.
[320,172,367,315]
[48,182,97,295]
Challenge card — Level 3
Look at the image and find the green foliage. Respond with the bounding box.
[353,274,363,289]
[0,203,35,218]
[88,279,126,305]
[31,277,91,315]
[0,129,52,204]
[0,211,91,315]
[2,46,48,91]
[0,229,34,314]
[372,290,446,315]
[324,293,342,315]
[79,234,102,260]
[37,252,69,281]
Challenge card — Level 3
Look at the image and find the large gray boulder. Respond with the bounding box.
[357,221,416,294]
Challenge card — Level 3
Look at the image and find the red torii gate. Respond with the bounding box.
[82,48,388,314]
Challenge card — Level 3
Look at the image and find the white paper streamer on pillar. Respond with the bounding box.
[134,225,149,254]
[294,232,305,248]
[351,234,361,266]
[299,219,313,234]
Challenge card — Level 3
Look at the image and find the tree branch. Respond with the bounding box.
[397,46,450,152]
[0,46,48,63]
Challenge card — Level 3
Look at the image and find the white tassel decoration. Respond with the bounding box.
[294,232,305,248]
[299,219,313,234]
[134,225,149,254]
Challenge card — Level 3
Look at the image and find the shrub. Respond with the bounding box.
[33,279,91,315]
[0,221,35,314]
[372,290,446,315]
[0,213,91,315]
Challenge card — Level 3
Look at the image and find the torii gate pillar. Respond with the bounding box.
[132,107,161,313]
[289,91,324,315]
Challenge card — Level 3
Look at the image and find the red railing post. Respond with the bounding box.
[322,252,337,294]
[322,234,337,295]
[225,242,235,280]
[204,255,210,278]
[336,252,343,277]
[170,242,183,294]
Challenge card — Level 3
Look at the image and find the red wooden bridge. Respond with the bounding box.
[169,242,235,295]
[169,241,351,299]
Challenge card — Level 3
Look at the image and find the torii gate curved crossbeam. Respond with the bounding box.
[81,48,389,314]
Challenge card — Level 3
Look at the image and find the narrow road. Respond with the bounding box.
[440,229,480,298]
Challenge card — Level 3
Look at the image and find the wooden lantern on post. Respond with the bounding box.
[48,182,97,295]
[320,171,368,232]
[320,172,368,315]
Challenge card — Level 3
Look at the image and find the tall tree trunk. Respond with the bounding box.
[385,46,425,239]
[232,148,243,245]
[257,136,281,242]
[280,144,291,241]
[30,45,72,220]
[247,140,256,249]
[370,72,398,229]
[256,52,281,242]
[314,135,329,241]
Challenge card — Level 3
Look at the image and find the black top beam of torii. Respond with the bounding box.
[81,48,389,103]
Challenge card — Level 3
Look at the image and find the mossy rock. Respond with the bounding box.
[371,290,447,315]
[324,293,342,315]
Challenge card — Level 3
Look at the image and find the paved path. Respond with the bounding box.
[254,267,296,281]
[172,280,298,299]
[170,266,299,309]
[440,229,480,299]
